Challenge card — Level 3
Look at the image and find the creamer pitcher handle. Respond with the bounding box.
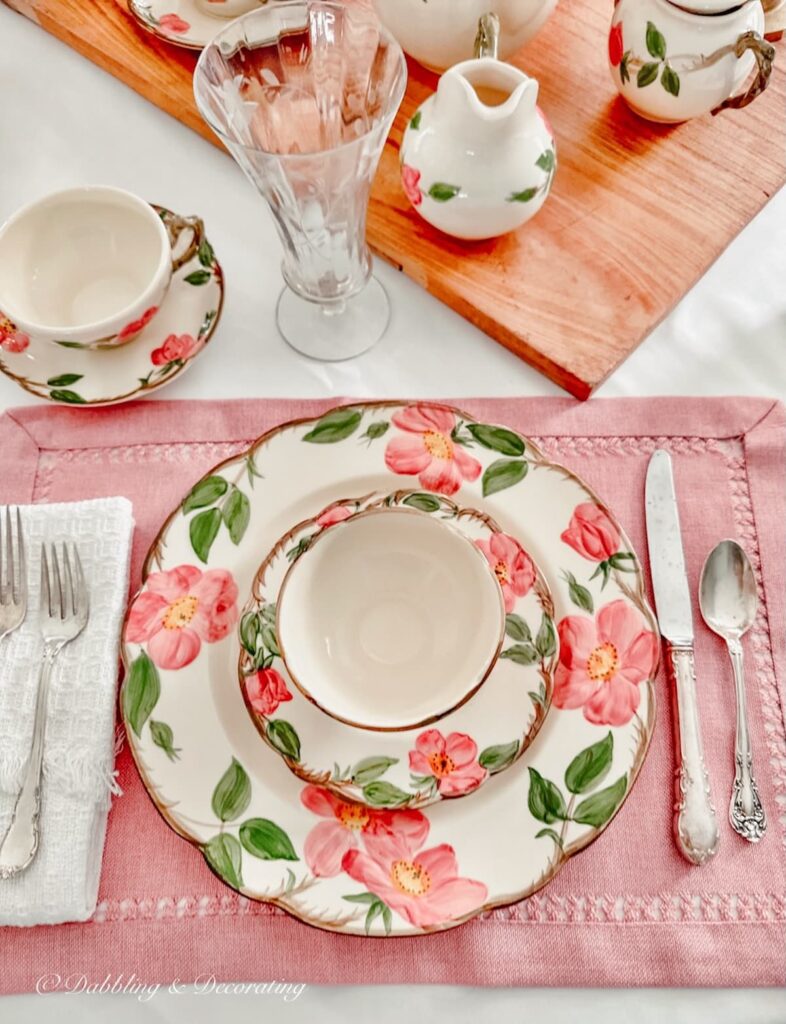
[712,32,775,114]
[474,12,500,59]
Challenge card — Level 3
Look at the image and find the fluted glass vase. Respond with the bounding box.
[194,1,406,360]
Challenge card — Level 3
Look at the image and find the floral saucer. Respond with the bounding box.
[128,0,228,51]
[0,205,223,406]
[121,402,658,936]
[238,489,557,809]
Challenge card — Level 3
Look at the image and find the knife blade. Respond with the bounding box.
[645,449,719,865]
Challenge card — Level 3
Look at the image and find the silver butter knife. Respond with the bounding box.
[645,450,720,865]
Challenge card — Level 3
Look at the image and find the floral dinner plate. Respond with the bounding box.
[128,0,229,51]
[121,402,658,936]
[238,488,557,809]
[0,204,223,406]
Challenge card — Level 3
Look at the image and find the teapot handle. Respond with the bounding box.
[474,12,500,59]
[712,31,775,114]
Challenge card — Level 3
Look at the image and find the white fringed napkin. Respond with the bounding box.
[0,498,133,926]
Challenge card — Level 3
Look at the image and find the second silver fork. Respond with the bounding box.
[0,542,89,878]
[0,507,26,642]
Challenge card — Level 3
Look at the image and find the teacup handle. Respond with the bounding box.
[161,210,206,274]
[712,31,775,114]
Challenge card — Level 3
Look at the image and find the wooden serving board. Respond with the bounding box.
[4,0,785,397]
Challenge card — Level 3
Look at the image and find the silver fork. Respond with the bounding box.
[0,507,27,642]
[0,543,89,878]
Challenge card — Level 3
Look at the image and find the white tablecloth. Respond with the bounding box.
[1,6,784,1021]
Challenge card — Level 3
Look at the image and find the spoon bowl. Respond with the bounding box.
[699,539,757,641]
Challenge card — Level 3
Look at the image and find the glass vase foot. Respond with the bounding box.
[275,277,391,361]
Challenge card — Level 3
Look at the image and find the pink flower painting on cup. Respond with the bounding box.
[401,165,423,207]
[553,599,658,726]
[315,503,355,528]
[117,305,158,343]
[301,785,429,879]
[342,830,487,929]
[475,532,535,612]
[245,667,292,717]
[151,332,200,366]
[384,404,481,497]
[561,502,621,563]
[158,13,190,34]
[0,316,30,354]
[126,565,238,670]
[409,729,487,797]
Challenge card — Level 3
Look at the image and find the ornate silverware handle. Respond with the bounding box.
[727,638,766,842]
[0,643,58,878]
[668,645,720,865]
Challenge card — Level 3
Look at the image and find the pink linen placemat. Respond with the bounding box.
[0,396,783,991]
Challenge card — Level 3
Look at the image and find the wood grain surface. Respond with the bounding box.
[4,0,785,397]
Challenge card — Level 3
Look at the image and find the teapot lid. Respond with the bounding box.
[669,0,752,13]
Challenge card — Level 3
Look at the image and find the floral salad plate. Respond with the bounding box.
[238,488,557,809]
[121,402,659,936]
[128,0,229,51]
[0,204,223,406]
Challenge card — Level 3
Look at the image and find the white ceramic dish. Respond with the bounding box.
[240,489,556,807]
[127,0,239,50]
[122,402,658,936]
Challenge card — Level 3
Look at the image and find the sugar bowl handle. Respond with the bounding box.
[162,210,206,274]
[713,31,775,114]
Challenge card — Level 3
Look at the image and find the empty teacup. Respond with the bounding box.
[195,0,262,16]
[276,507,506,731]
[0,186,204,350]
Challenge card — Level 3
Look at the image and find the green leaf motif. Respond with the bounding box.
[535,614,557,658]
[362,781,410,808]
[410,110,422,130]
[661,64,680,97]
[361,421,389,442]
[222,486,250,545]
[198,236,215,267]
[428,182,461,202]
[261,624,280,657]
[535,827,564,849]
[46,373,83,387]
[500,643,539,666]
[536,149,556,173]
[620,52,631,85]
[123,651,160,737]
[646,21,667,60]
[267,719,301,760]
[479,740,519,774]
[505,613,532,643]
[203,833,243,889]
[508,187,538,203]
[637,62,660,88]
[211,758,252,822]
[54,339,89,349]
[402,492,441,513]
[564,570,594,613]
[302,407,362,443]
[49,389,85,404]
[351,756,399,786]
[239,611,261,656]
[239,818,298,861]
[189,507,221,563]
[527,767,567,824]
[573,775,628,828]
[261,603,277,624]
[343,893,392,935]
[565,732,613,795]
[482,458,528,497]
[343,891,379,905]
[150,719,180,761]
[466,423,525,457]
[609,551,638,572]
[184,269,211,286]
[183,475,228,513]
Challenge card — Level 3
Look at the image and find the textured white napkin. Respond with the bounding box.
[0,498,134,926]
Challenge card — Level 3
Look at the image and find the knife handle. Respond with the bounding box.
[667,644,720,865]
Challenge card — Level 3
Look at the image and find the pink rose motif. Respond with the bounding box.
[301,785,429,878]
[475,532,535,612]
[159,13,190,33]
[608,23,624,67]
[245,667,292,716]
[117,305,158,343]
[0,316,30,354]
[553,599,658,726]
[315,503,354,528]
[126,565,239,670]
[151,332,199,366]
[561,503,621,563]
[342,831,487,929]
[384,404,481,497]
[408,729,487,797]
[401,165,423,207]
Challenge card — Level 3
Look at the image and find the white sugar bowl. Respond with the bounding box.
[400,16,556,241]
[608,0,775,122]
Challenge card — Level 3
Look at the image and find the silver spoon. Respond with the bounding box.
[699,540,766,843]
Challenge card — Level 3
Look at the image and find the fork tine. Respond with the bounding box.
[51,544,64,620]
[62,542,75,618]
[16,508,26,607]
[3,506,12,602]
[72,544,88,617]
[40,544,50,617]
[0,508,5,605]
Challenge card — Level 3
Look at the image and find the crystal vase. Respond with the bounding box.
[194,1,407,360]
